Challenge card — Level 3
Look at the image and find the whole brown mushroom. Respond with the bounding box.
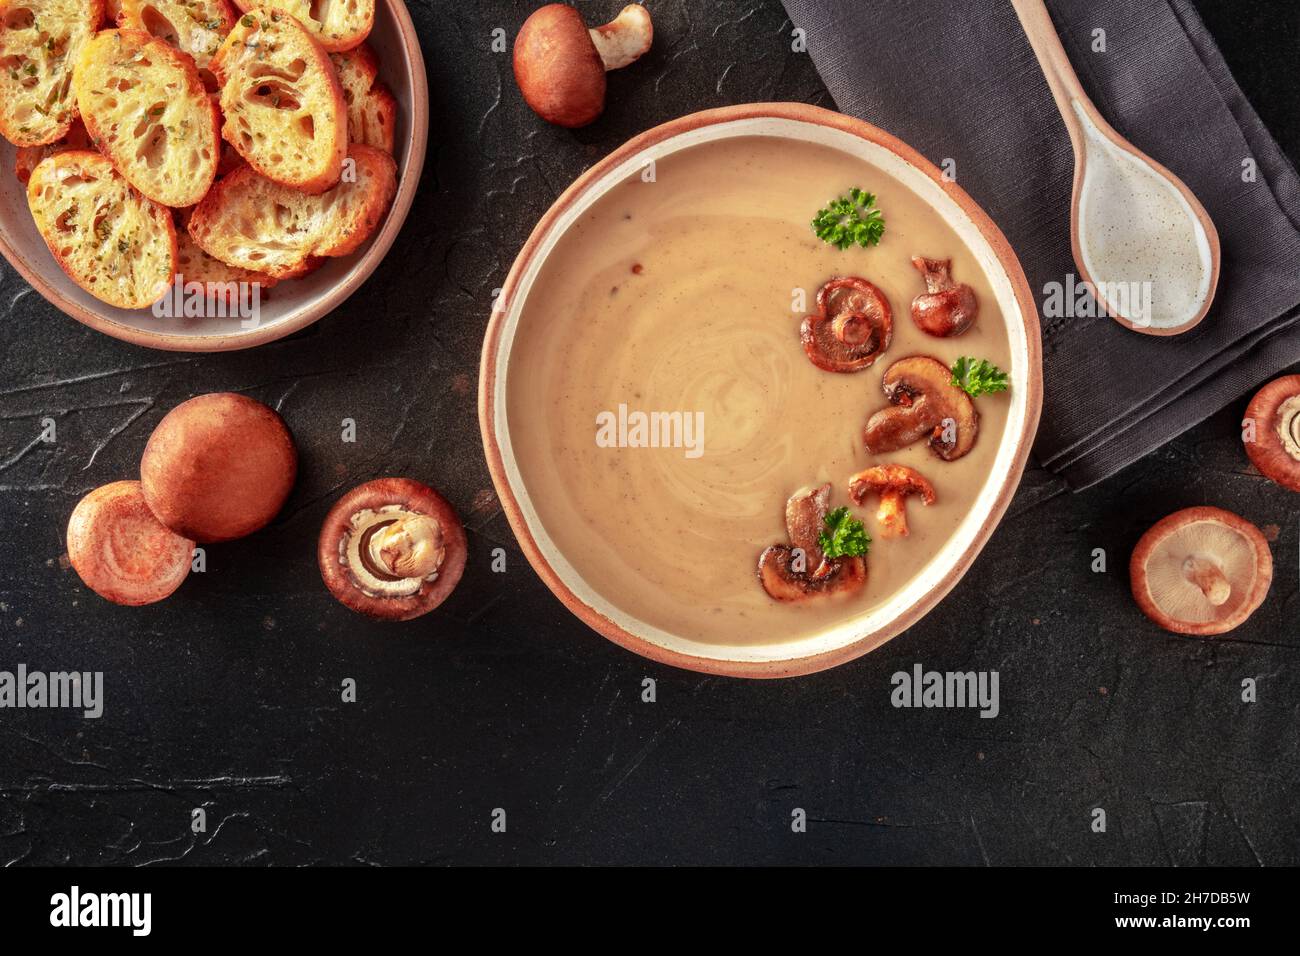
[1130,506,1272,635]
[140,393,297,543]
[318,478,467,621]
[863,355,978,461]
[1243,374,1300,492]
[513,3,653,128]
[67,481,194,606]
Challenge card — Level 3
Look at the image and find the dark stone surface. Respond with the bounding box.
[0,0,1295,866]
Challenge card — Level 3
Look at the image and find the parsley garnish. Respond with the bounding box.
[811,187,885,250]
[950,357,1009,398]
[241,14,256,27]
[818,506,871,559]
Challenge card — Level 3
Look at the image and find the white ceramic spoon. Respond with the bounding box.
[1012,0,1220,335]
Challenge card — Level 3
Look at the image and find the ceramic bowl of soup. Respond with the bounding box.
[480,103,1041,678]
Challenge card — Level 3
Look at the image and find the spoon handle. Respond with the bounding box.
[1010,0,1090,152]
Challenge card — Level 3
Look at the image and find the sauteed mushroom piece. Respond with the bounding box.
[801,276,893,373]
[758,484,867,602]
[910,256,977,337]
[863,356,978,461]
[848,464,936,538]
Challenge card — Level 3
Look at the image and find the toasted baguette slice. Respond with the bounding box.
[174,209,277,304]
[332,44,395,153]
[74,29,220,207]
[187,144,395,278]
[211,9,346,193]
[0,0,102,146]
[118,0,236,87]
[27,149,177,308]
[14,116,90,184]
[232,0,372,53]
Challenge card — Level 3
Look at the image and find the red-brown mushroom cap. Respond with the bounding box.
[67,481,194,606]
[513,4,652,128]
[757,484,868,602]
[140,392,297,543]
[318,478,467,622]
[847,464,936,538]
[800,276,893,373]
[863,355,978,460]
[1243,374,1300,492]
[910,256,977,337]
[1130,506,1272,635]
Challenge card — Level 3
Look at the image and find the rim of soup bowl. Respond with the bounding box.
[479,102,1042,678]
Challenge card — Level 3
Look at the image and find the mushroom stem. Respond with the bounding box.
[875,492,909,538]
[588,4,653,71]
[1183,556,1230,606]
[366,513,444,580]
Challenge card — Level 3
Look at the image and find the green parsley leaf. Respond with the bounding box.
[950,357,1010,398]
[818,506,871,559]
[811,187,885,250]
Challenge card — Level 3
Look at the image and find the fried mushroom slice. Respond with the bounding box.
[863,356,979,461]
[910,256,977,337]
[801,277,893,373]
[848,464,936,538]
[758,484,867,602]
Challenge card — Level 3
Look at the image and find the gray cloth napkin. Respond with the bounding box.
[781,0,1300,488]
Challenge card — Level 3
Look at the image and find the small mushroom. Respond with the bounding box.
[757,484,867,602]
[513,3,653,128]
[863,355,978,461]
[140,392,297,543]
[1243,374,1300,492]
[847,464,936,538]
[909,256,977,337]
[1130,506,1272,635]
[800,276,893,373]
[67,481,194,606]
[318,478,467,621]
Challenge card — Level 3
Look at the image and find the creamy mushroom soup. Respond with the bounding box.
[506,136,1012,646]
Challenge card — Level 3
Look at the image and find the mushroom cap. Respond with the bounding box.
[67,480,194,606]
[1243,374,1300,492]
[864,355,978,460]
[848,463,937,503]
[1130,506,1272,635]
[513,4,607,128]
[318,477,467,622]
[140,392,297,543]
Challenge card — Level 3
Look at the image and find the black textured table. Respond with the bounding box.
[1,0,1296,866]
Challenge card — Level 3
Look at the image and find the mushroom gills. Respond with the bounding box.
[343,506,445,598]
[800,276,893,373]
